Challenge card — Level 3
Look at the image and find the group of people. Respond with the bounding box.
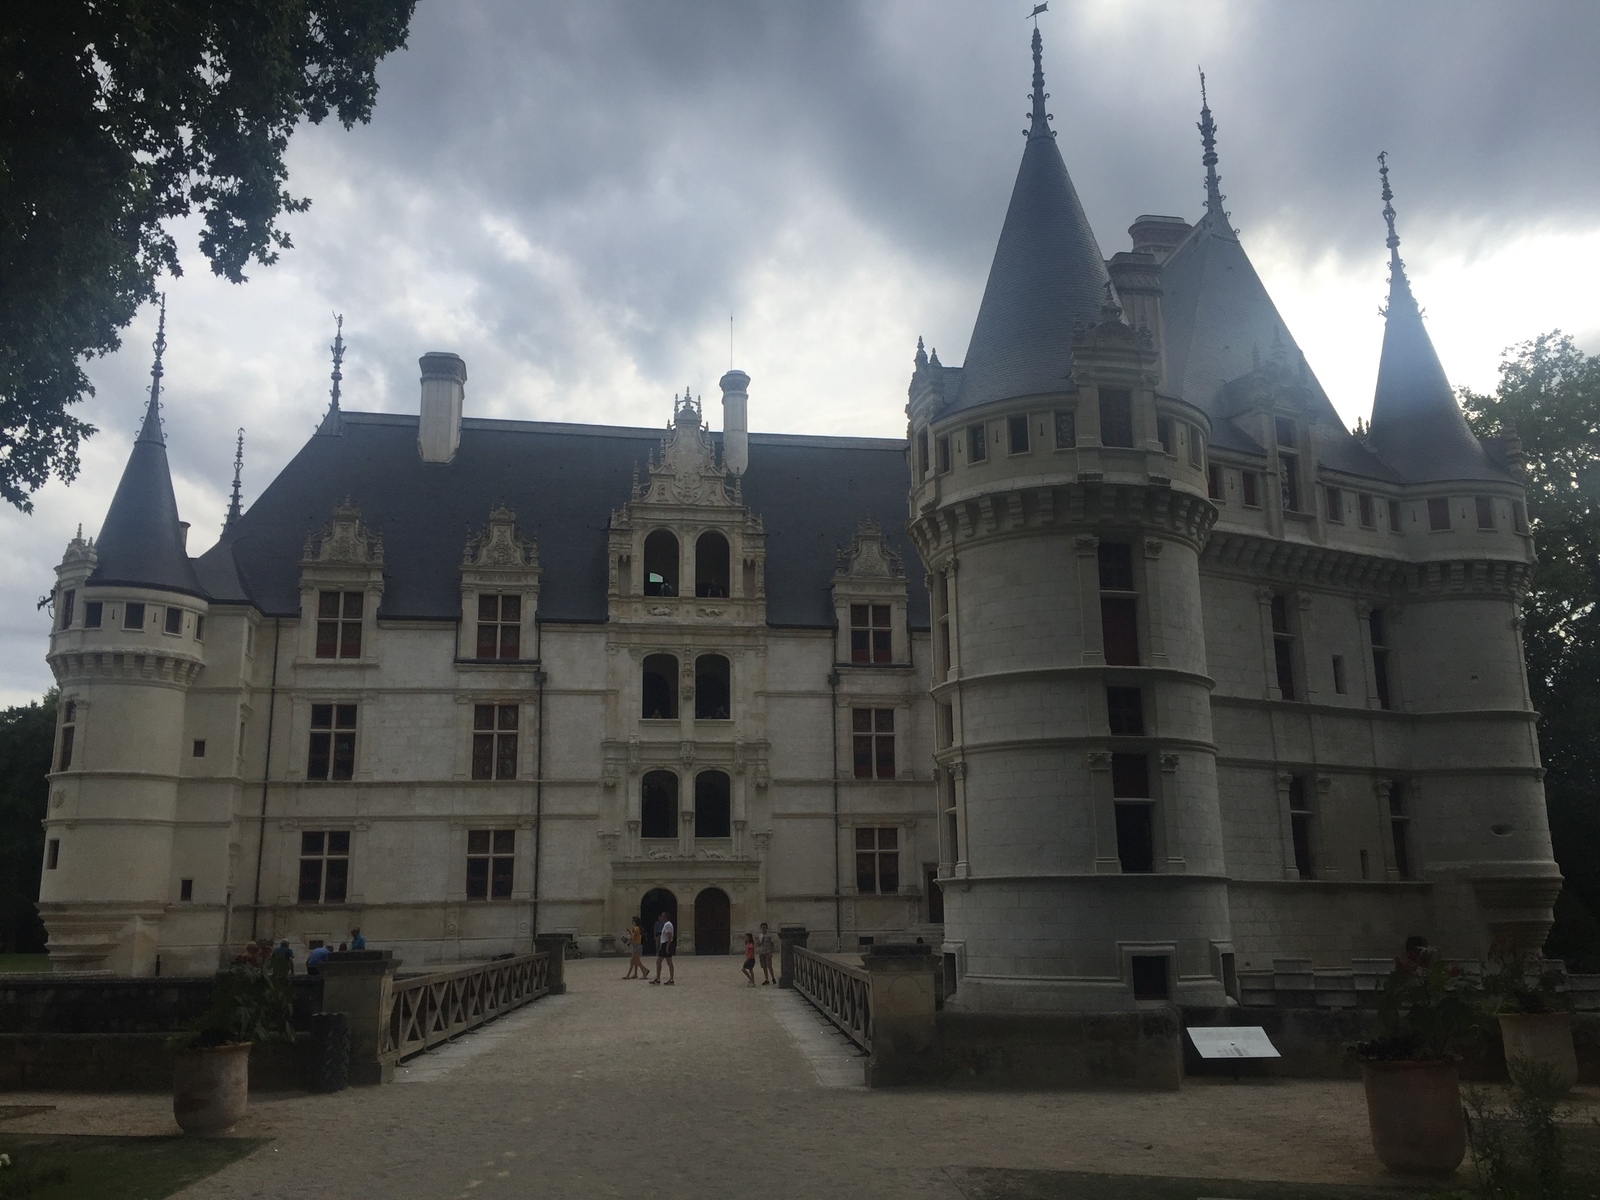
[236,927,367,974]
[619,917,777,986]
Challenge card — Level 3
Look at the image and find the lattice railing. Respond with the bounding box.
[381,952,550,1064]
[791,946,872,1053]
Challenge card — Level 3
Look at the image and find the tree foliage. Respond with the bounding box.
[1462,332,1600,967]
[0,0,416,511]
[0,692,56,955]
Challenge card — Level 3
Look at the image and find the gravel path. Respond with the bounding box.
[3,957,1434,1198]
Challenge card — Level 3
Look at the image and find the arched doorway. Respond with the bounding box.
[640,887,677,955]
[694,887,731,956]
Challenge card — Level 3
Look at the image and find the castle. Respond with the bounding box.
[41,30,1558,1012]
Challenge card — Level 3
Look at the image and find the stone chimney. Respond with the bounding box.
[719,369,750,475]
[1128,215,1190,265]
[418,352,467,463]
[1106,252,1166,387]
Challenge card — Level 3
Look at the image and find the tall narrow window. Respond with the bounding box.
[466,829,515,900]
[967,423,987,463]
[1112,752,1154,873]
[1325,486,1344,523]
[1289,776,1314,879]
[1512,500,1528,533]
[1476,496,1495,530]
[58,589,74,630]
[642,654,679,719]
[694,654,731,720]
[1271,594,1297,700]
[84,601,102,629]
[1157,415,1175,456]
[46,839,60,870]
[1332,655,1347,695]
[1280,454,1302,512]
[694,771,732,839]
[164,605,183,634]
[475,594,521,659]
[855,827,900,894]
[1241,471,1261,508]
[1099,389,1134,448]
[1098,543,1139,666]
[643,530,679,596]
[695,532,730,598]
[852,708,895,780]
[57,700,76,771]
[1207,463,1223,500]
[123,602,145,631]
[850,604,892,664]
[315,591,363,659]
[943,771,960,864]
[916,429,929,479]
[640,771,679,839]
[1359,493,1376,528]
[471,704,518,780]
[1106,686,1144,736]
[1007,414,1030,454]
[1275,417,1296,448]
[1388,498,1403,532]
[936,435,951,473]
[307,704,357,781]
[297,830,350,903]
[1428,498,1451,531]
[1370,609,1392,710]
[1053,410,1076,449]
[1187,423,1203,468]
[1389,783,1413,879]
[936,573,952,675]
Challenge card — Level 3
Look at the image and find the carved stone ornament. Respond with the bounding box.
[636,393,739,508]
[302,498,384,566]
[1087,750,1112,770]
[834,518,905,581]
[463,504,538,570]
[59,526,97,573]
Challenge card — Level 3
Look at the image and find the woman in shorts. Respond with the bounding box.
[623,918,649,979]
[742,933,757,986]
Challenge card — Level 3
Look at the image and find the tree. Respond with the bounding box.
[0,691,57,955]
[0,0,416,511]
[1462,333,1600,968]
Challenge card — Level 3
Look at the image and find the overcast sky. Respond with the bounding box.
[4,0,1598,706]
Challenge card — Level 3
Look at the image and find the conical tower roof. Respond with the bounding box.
[89,303,205,596]
[949,27,1111,415]
[1364,156,1499,483]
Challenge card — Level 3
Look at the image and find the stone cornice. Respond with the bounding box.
[1202,529,1532,600]
[48,648,204,687]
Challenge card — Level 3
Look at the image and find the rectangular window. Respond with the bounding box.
[180,878,194,902]
[1111,752,1150,799]
[192,739,206,758]
[943,771,960,864]
[1280,453,1302,512]
[1275,417,1296,448]
[475,593,521,659]
[1428,497,1451,531]
[471,704,519,780]
[315,591,364,659]
[1389,784,1413,880]
[1207,463,1222,500]
[1325,486,1344,523]
[1114,804,1155,874]
[967,423,987,463]
[1007,414,1030,454]
[1097,543,1135,591]
[1370,609,1392,710]
[164,606,182,634]
[851,708,896,780]
[936,435,950,473]
[1242,471,1261,508]
[1388,498,1403,532]
[1476,496,1495,530]
[57,726,75,771]
[1512,500,1528,534]
[46,839,60,870]
[1100,389,1134,448]
[466,829,515,900]
[850,603,893,664]
[58,589,74,630]
[1271,594,1297,700]
[297,830,350,904]
[1332,655,1347,695]
[1187,423,1203,469]
[1053,409,1076,449]
[84,601,102,629]
[917,430,929,478]
[1359,493,1376,528]
[1099,542,1139,666]
[307,703,357,781]
[1289,776,1314,880]
[123,602,145,631]
[1106,686,1144,736]
[1157,415,1175,455]
[194,614,205,641]
[1131,954,1170,1000]
[855,827,900,894]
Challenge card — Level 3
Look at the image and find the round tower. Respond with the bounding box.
[905,29,1230,1012]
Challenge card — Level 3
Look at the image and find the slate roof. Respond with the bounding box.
[196,413,928,630]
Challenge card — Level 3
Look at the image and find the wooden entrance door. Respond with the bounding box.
[693,887,731,955]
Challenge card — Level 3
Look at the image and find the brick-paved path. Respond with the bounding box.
[7,957,1423,1197]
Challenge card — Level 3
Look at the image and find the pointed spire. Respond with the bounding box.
[1027,27,1053,141]
[317,314,346,436]
[224,429,245,531]
[1379,150,1401,267]
[1197,70,1229,230]
[138,295,168,445]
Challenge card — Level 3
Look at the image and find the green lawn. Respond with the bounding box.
[0,955,50,974]
[0,1133,263,1199]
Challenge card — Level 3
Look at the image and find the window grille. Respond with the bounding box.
[850,604,892,664]
[308,704,357,781]
[466,829,515,900]
[298,830,350,903]
[475,594,521,659]
[316,591,363,658]
[471,704,518,780]
[855,827,900,894]
[851,708,895,779]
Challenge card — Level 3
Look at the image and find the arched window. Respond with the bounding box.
[695,654,731,721]
[641,771,678,839]
[694,771,731,839]
[642,654,678,719]
[695,531,730,598]
[643,530,679,596]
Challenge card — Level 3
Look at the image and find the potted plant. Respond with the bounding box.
[1485,948,1578,1092]
[171,950,296,1135]
[1351,945,1482,1176]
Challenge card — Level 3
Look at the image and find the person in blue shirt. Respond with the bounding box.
[306,944,331,974]
[270,940,294,969]
[349,927,366,951]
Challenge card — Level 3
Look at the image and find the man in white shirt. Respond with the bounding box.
[651,916,676,985]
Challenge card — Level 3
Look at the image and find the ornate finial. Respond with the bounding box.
[1378,151,1402,265]
[929,346,941,367]
[318,314,346,435]
[1026,26,1053,140]
[1198,69,1226,222]
[224,428,245,531]
[138,294,168,445]
[915,336,928,370]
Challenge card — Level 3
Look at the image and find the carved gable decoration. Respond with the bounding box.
[59,526,97,573]
[463,505,538,572]
[302,499,383,567]
[632,393,738,510]
[834,518,905,582]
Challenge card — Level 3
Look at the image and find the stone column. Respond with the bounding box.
[861,943,938,1087]
[533,933,567,995]
[777,925,808,988]
[319,950,400,1086]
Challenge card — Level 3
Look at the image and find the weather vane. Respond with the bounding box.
[1027,3,1048,24]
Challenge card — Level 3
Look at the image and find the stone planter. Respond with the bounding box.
[173,1042,251,1135]
[1360,1059,1465,1176]
[1499,1012,1578,1091]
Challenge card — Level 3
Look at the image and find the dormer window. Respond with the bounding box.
[644,530,679,596]
[1275,417,1296,448]
[695,532,729,598]
[1100,389,1134,448]
[476,594,521,659]
[316,591,363,659]
[850,604,892,665]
